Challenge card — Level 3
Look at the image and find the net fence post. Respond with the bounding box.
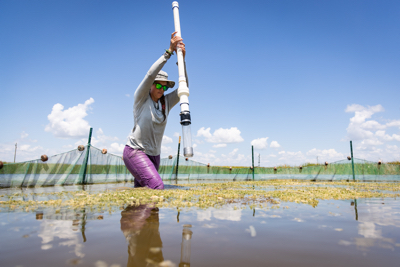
[252,145,255,181]
[175,136,181,180]
[350,140,355,181]
[14,143,17,163]
[81,128,93,185]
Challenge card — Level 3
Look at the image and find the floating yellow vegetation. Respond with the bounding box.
[0,180,399,213]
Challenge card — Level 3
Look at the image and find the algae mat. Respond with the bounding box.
[1,181,399,212]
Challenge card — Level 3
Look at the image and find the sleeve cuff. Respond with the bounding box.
[163,51,172,59]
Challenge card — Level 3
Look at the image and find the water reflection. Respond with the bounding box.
[197,206,242,222]
[2,192,396,266]
[120,205,194,267]
[38,219,85,257]
[340,199,400,251]
[351,199,359,221]
[179,225,193,267]
[356,199,400,250]
[120,204,164,267]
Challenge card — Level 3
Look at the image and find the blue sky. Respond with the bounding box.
[1,0,399,166]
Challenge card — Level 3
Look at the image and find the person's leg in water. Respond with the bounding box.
[123,145,164,189]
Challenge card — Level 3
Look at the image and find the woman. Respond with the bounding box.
[123,32,186,190]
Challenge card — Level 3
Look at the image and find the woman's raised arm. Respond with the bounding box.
[134,32,183,106]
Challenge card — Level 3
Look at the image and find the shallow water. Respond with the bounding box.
[1,183,400,267]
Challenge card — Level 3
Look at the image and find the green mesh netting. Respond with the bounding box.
[164,157,400,181]
[1,145,399,187]
[0,145,132,187]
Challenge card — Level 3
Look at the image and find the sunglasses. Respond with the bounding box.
[154,82,169,91]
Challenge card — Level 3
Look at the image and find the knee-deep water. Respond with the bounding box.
[1,181,400,267]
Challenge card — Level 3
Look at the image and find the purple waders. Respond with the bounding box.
[123,145,164,190]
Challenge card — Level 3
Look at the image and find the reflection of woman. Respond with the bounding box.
[123,32,187,190]
[120,205,163,267]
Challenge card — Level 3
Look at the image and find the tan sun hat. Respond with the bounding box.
[154,70,175,88]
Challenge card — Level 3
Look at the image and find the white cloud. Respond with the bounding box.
[0,138,47,162]
[353,143,400,162]
[251,137,268,150]
[211,148,248,166]
[17,131,37,144]
[162,135,173,144]
[192,149,247,166]
[197,127,212,139]
[191,151,217,165]
[386,145,398,151]
[196,127,244,143]
[270,141,281,148]
[20,145,32,151]
[173,132,180,138]
[213,144,227,148]
[345,104,384,140]
[161,145,174,157]
[21,131,28,139]
[344,104,400,161]
[62,144,74,149]
[125,94,130,98]
[19,145,43,152]
[45,98,94,139]
[362,139,384,146]
[361,120,386,130]
[277,150,307,165]
[90,128,119,147]
[229,148,239,157]
[73,128,123,156]
[307,148,344,162]
[73,128,119,149]
[345,104,384,119]
[0,144,15,161]
[108,143,125,155]
[194,139,204,145]
[382,134,400,142]
[386,120,400,128]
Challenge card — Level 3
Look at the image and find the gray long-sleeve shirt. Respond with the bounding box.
[126,52,181,156]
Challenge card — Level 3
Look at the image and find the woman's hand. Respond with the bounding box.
[178,41,186,59]
[169,31,185,58]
